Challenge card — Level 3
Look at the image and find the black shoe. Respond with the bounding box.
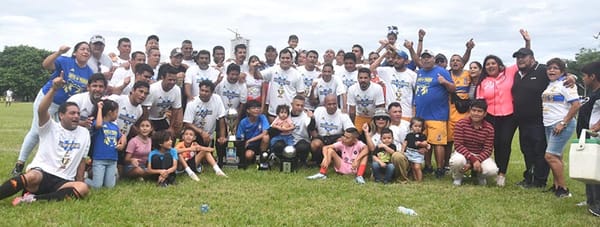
[10,163,24,177]
[423,166,434,175]
[516,180,532,188]
[589,205,600,217]
[554,187,572,198]
[434,168,445,178]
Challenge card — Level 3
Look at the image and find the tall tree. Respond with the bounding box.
[0,45,52,101]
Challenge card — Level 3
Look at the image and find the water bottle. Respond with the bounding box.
[397,206,417,216]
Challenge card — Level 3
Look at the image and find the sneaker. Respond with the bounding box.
[423,166,434,175]
[589,206,600,217]
[555,187,572,198]
[355,176,366,184]
[434,168,445,178]
[215,171,228,177]
[478,176,487,186]
[12,192,35,206]
[307,173,327,180]
[452,178,462,186]
[10,163,24,177]
[496,175,506,187]
[188,173,200,182]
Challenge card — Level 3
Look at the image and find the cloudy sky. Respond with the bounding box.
[1,0,599,66]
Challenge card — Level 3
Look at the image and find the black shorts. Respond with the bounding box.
[151,119,170,131]
[245,142,261,155]
[313,134,342,145]
[30,168,70,195]
[178,157,199,172]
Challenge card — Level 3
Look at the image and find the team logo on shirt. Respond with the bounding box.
[273,76,291,86]
[318,86,333,97]
[355,95,374,107]
[342,77,356,88]
[319,121,338,136]
[59,140,81,152]
[222,89,240,101]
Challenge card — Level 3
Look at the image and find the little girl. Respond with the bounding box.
[402,117,430,182]
[124,119,153,179]
[148,131,178,187]
[269,104,295,147]
[176,128,227,181]
[86,100,126,188]
[372,128,396,184]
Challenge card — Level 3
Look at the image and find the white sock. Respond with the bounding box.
[212,164,222,173]
[185,167,194,175]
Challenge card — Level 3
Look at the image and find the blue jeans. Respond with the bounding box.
[372,161,395,183]
[86,159,118,188]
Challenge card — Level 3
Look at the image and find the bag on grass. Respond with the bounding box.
[569,129,600,184]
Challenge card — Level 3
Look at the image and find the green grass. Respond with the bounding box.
[0,102,597,226]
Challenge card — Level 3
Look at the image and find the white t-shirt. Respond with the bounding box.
[109,67,134,95]
[142,81,182,120]
[297,66,320,110]
[290,111,312,144]
[215,81,248,110]
[67,92,95,121]
[182,59,197,68]
[185,65,221,97]
[27,120,90,181]
[87,54,113,74]
[108,94,143,137]
[313,106,354,136]
[377,67,417,118]
[590,99,600,135]
[245,73,263,100]
[335,68,358,91]
[347,83,385,117]
[312,77,346,106]
[389,120,410,149]
[541,78,580,126]
[183,94,226,134]
[261,66,306,115]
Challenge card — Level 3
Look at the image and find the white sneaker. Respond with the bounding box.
[307,173,327,180]
[188,173,200,181]
[355,176,366,184]
[496,175,506,187]
[215,171,228,177]
[453,178,462,186]
[576,201,588,207]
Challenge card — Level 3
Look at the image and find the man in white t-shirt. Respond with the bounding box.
[347,68,385,133]
[211,46,226,72]
[5,88,13,107]
[142,65,182,133]
[87,35,114,78]
[67,73,107,129]
[225,44,249,74]
[253,48,305,121]
[387,102,411,182]
[270,95,316,167]
[109,51,147,95]
[215,63,248,117]
[5,77,90,205]
[335,52,359,112]
[371,50,417,120]
[183,80,228,164]
[185,50,223,102]
[107,81,149,137]
[298,50,321,111]
[181,40,196,68]
[147,47,161,81]
[309,63,346,107]
[115,37,131,66]
[311,95,355,165]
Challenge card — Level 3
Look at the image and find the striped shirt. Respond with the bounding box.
[453,117,495,163]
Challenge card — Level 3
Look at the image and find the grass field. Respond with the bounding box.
[0,102,597,226]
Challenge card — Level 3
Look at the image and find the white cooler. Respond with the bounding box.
[569,130,600,184]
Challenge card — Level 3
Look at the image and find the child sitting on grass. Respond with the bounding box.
[307,128,369,184]
[236,100,270,167]
[124,119,152,180]
[371,128,396,184]
[176,128,227,180]
[147,131,178,187]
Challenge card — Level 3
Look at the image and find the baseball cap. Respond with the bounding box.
[373,108,390,119]
[90,35,105,45]
[512,48,534,58]
[435,54,447,63]
[396,50,409,59]
[421,49,435,57]
[170,48,183,57]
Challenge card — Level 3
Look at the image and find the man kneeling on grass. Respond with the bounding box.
[307,128,369,184]
[449,99,498,186]
[2,77,91,205]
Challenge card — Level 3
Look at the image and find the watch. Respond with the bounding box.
[559,121,567,126]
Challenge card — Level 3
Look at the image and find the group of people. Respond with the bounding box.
[0,27,599,217]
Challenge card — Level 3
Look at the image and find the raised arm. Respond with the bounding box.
[39,74,65,126]
[462,39,475,64]
[95,101,104,129]
[404,40,421,68]
[520,29,531,49]
[417,29,425,57]
[42,46,71,71]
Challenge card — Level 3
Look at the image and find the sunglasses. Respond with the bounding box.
[374,116,389,121]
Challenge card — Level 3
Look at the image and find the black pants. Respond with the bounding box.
[518,123,549,185]
[587,184,600,208]
[150,153,176,184]
[485,114,517,174]
[271,140,311,163]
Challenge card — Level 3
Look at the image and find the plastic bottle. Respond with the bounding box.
[397,206,418,216]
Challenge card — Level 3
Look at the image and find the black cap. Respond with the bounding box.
[265,45,276,52]
[512,48,534,58]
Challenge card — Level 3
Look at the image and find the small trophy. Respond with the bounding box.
[280,146,297,173]
[224,105,239,168]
